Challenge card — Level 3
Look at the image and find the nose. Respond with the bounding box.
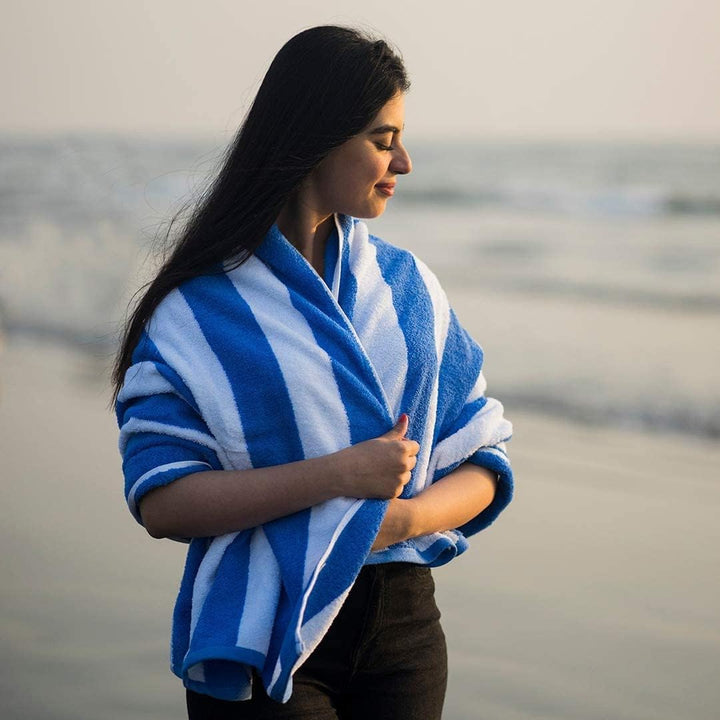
[391,142,412,175]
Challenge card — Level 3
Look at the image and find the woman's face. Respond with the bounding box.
[303,93,412,220]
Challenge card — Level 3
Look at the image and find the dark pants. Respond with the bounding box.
[186,562,447,719]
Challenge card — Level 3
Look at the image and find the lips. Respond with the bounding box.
[375,182,396,197]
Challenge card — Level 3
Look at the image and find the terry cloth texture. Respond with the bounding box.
[116,214,513,703]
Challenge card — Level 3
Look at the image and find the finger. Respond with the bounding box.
[385,413,409,439]
[392,477,409,498]
[404,439,420,456]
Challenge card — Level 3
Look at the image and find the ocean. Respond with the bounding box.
[2,135,720,719]
[1,135,719,438]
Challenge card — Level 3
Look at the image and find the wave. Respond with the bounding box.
[1,317,119,350]
[3,137,719,226]
[395,186,720,218]
[3,317,718,441]
[447,275,720,312]
[500,390,720,440]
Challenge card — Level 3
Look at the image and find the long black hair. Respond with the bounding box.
[112,26,409,402]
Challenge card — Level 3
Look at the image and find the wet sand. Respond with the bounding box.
[1,338,719,719]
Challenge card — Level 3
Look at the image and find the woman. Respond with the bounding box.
[113,25,513,719]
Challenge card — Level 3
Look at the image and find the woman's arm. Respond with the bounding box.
[140,416,419,539]
[371,462,497,550]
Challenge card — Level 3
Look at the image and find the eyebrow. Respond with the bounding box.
[368,124,402,135]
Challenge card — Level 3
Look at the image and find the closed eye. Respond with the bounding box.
[374,141,394,152]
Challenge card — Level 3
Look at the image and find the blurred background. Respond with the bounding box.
[1,1,719,718]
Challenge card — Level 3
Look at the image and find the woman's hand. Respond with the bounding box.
[371,463,498,551]
[334,414,419,500]
[139,414,420,540]
[370,463,498,551]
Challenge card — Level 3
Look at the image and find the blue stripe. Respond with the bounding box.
[255,225,335,317]
[122,435,220,505]
[189,532,253,659]
[117,216,513,703]
[435,310,483,445]
[180,274,305,468]
[137,333,201,412]
[262,510,311,600]
[303,500,384,622]
[369,235,438,493]
[322,225,339,288]
[181,272,315,601]
[183,647,265,701]
[264,227,390,444]
[285,282,390,444]
[447,395,489,442]
[120,392,213,437]
[171,538,208,676]
[337,216,358,318]
[262,582,296,694]
[460,449,514,534]
[258,223,388,443]
[127,461,209,509]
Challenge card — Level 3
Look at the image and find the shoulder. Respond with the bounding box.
[145,267,238,344]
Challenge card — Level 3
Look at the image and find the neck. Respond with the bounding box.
[276,196,334,275]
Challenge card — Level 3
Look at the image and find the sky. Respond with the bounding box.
[3,0,719,141]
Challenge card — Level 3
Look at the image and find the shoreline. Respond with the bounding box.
[1,337,719,719]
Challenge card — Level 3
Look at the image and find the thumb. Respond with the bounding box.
[385,413,409,439]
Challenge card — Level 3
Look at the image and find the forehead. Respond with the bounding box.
[365,93,406,133]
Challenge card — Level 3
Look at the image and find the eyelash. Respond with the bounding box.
[375,142,394,152]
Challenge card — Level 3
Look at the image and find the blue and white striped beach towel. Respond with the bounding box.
[116,214,513,702]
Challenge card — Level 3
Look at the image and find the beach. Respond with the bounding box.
[2,135,719,718]
[2,337,719,720]
[3,0,720,711]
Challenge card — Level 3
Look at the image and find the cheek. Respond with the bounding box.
[355,161,386,192]
[347,165,378,193]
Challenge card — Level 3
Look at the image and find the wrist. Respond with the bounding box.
[391,497,418,542]
[325,447,356,498]
[372,498,413,551]
[402,497,421,540]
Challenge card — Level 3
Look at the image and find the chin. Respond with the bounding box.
[354,201,388,219]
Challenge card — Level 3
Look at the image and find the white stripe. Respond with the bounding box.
[293,582,352,665]
[148,289,250,469]
[413,255,451,374]
[227,256,351,461]
[429,399,512,477]
[118,417,227,464]
[228,255,359,590]
[126,460,212,521]
[235,527,280,655]
[348,223,408,419]
[299,584,352,643]
[266,498,364,699]
[329,214,344,299]
[413,532,444,552]
[303,497,359,588]
[118,360,177,402]
[468,372,488,404]
[472,445,509,462]
[294,498,363,645]
[411,256,452,492]
[189,532,240,637]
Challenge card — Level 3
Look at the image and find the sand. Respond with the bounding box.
[1,337,719,720]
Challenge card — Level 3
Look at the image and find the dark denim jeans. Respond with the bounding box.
[186,562,447,719]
